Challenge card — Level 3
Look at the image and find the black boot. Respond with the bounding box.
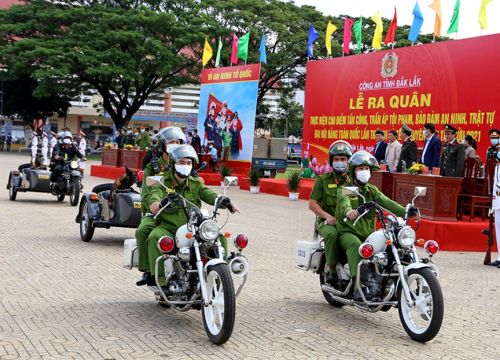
[136,272,152,286]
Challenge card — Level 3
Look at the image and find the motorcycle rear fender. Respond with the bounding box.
[203,258,226,274]
[81,193,101,220]
[404,262,439,278]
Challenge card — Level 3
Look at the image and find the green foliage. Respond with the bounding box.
[249,168,261,186]
[219,164,233,178]
[272,85,303,137]
[287,171,301,192]
[0,0,204,129]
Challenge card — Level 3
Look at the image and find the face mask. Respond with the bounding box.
[140,129,145,133]
[423,129,428,137]
[127,131,132,135]
[491,138,499,146]
[332,161,347,174]
[63,138,71,145]
[166,143,178,153]
[175,164,192,178]
[461,140,466,145]
[356,169,371,184]
[209,145,213,149]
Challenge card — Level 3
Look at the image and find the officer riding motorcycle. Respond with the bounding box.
[50,131,85,183]
[309,140,353,283]
[135,127,187,286]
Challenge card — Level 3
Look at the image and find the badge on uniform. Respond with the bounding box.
[328,184,337,188]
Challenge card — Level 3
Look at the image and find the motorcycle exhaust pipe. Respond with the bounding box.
[229,255,249,278]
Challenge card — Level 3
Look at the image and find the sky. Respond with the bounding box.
[289,0,500,39]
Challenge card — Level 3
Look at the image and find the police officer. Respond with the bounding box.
[336,151,407,300]
[135,127,186,286]
[309,140,353,282]
[138,126,151,150]
[487,129,500,161]
[49,131,58,159]
[123,127,135,146]
[50,131,85,183]
[145,144,239,287]
[31,131,39,165]
[440,124,465,177]
[41,132,49,166]
[397,124,417,172]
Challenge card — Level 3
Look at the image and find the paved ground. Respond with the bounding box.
[0,151,499,359]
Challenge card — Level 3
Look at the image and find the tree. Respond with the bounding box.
[2,73,72,128]
[0,0,205,129]
[272,86,303,138]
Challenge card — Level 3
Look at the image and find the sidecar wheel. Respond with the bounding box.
[79,199,95,242]
[202,264,235,345]
[9,183,17,201]
[397,268,444,343]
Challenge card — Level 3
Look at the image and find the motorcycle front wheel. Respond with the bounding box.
[70,179,80,206]
[397,268,444,343]
[201,263,235,345]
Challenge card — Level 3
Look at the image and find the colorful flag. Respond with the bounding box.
[429,0,442,37]
[325,21,337,56]
[215,36,223,67]
[202,37,213,66]
[447,0,460,34]
[307,24,319,58]
[384,7,398,44]
[231,33,239,64]
[371,12,383,49]
[352,18,363,53]
[343,17,354,54]
[479,0,492,30]
[259,34,267,63]
[408,1,424,42]
[237,32,250,62]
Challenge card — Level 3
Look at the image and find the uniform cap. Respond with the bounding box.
[401,124,413,135]
[489,129,500,138]
[443,124,458,134]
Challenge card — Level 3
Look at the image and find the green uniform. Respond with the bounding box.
[335,183,405,278]
[147,172,227,282]
[138,132,151,150]
[309,171,351,269]
[135,156,169,272]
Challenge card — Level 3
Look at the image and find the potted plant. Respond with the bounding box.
[288,171,301,201]
[219,164,232,187]
[249,169,261,194]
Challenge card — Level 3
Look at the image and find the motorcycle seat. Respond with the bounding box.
[101,190,111,200]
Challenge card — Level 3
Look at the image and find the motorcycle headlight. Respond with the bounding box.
[70,161,79,169]
[199,220,219,241]
[398,226,416,247]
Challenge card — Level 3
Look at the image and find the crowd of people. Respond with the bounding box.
[371,123,499,176]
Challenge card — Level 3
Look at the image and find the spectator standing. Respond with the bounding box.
[6,135,11,151]
[385,130,402,172]
[191,129,201,154]
[115,129,123,149]
[463,134,477,159]
[373,130,387,164]
[397,124,417,172]
[420,123,441,171]
[0,132,4,151]
[440,124,465,177]
[487,129,500,161]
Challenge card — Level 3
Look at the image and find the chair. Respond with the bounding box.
[469,159,497,221]
[457,158,481,220]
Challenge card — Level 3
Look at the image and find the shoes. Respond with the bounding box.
[488,260,500,266]
[136,272,153,286]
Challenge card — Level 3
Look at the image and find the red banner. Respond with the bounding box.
[201,63,260,84]
[303,34,500,163]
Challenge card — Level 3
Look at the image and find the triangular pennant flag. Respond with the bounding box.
[231,33,239,65]
[325,21,337,56]
[237,32,250,62]
[215,36,223,67]
[384,7,398,44]
[307,24,319,58]
[371,12,383,49]
[447,0,460,34]
[259,34,267,64]
[202,37,213,66]
[429,0,442,37]
[408,1,424,42]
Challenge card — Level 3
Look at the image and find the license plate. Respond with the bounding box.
[264,170,271,176]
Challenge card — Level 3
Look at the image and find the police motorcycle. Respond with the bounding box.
[6,153,82,206]
[296,186,444,343]
[123,175,249,345]
[75,167,142,242]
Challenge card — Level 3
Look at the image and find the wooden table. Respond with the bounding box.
[392,173,463,221]
[120,149,146,170]
[102,148,122,167]
[371,171,394,198]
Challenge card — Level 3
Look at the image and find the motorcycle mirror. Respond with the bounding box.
[414,186,427,197]
[224,176,238,187]
[145,175,164,187]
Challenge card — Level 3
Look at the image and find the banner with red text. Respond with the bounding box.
[302,34,500,163]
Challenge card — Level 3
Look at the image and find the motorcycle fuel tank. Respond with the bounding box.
[365,230,388,254]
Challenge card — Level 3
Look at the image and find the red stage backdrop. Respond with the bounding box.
[303,34,500,163]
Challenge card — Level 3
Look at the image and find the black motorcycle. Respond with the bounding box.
[52,160,83,206]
